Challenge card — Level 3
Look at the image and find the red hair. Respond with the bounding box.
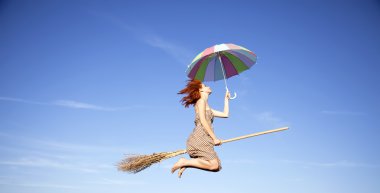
[178,79,202,108]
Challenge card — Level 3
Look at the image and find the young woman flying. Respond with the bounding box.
[171,79,231,178]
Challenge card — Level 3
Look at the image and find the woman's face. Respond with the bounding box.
[200,83,212,94]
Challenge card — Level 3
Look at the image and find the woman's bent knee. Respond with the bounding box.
[209,160,221,171]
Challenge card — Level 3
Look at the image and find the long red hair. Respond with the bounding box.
[178,79,202,108]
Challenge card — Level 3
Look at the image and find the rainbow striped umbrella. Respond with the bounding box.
[186,43,257,99]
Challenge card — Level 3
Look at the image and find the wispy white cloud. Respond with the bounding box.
[253,112,290,128]
[0,132,128,173]
[0,96,48,105]
[282,159,379,169]
[321,110,366,116]
[142,34,193,65]
[85,178,146,186]
[0,157,113,173]
[52,100,117,111]
[0,157,76,169]
[0,131,132,154]
[35,140,130,153]
[159,163,173,170]
[0,133,138,190]
[224,159,256,165]
[0,96,137,111]
[0,145,82,160]
[86,9,193,65]
[255,112,282,124]
[0,132,131,155]
[0,181,81,189]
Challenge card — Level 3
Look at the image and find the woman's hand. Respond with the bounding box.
[225,90,231,100]
[213,138,222,146]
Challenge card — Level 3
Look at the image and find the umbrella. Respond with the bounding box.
[186,43,257,99]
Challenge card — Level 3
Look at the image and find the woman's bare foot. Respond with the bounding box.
[178,167,186,178]
[171,158,186,173]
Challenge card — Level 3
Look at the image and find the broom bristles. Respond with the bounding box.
[117,149,186,173]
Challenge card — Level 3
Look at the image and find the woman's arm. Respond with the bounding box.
[197,99,221,145]
[211,90,230,118]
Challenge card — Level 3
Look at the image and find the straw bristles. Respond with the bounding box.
[117,149,186,173]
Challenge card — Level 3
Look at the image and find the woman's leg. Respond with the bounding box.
[171,157,220,175]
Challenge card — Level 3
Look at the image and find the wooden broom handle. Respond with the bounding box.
[221,127,289,144]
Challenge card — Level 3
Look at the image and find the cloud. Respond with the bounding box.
[86,9,193,65]
[223,159,256,165]
[85,178,146,186]
[0,156,114,173]
[0,97,47,105]
[52,100,117,111]
[0,181,81,189]
[282,159,380,169]
[35,140,130,153]
[256,112,282,124]
[142,34,193,65]
[0,132,128,173]
[253,112,290,128]
[0,96,135,111]
[0,131,131,154]
[0,132,140,190]
[321,110,366,116]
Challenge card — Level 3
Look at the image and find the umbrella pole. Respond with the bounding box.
[218,53,237,99]
[217,53,229,90]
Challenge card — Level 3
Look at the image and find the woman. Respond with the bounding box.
[171,79,230,178]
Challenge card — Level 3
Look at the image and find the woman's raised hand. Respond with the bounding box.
[225,90,231,100]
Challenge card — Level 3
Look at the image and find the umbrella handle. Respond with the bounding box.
[230,92,237,99]
[226,87,237,100]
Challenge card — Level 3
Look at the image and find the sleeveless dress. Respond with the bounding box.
[186,108,222,170]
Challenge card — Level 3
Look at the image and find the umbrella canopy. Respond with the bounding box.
[186,43,257,82]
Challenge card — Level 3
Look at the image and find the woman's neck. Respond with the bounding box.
[200,92,209,101]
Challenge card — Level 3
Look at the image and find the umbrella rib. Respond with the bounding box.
[217,52,229,90]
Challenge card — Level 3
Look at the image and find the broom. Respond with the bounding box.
[117,127,288,173]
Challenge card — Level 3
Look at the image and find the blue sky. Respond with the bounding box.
[1,0,379,192]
